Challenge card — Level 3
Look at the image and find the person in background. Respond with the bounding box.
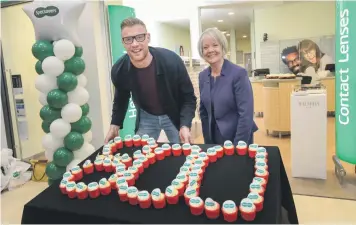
[104,18,196,144]
[281,46,301,75]
[198,28,258,146]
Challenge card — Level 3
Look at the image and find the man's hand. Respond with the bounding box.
[104,125,120,144]
[179,126,192,144]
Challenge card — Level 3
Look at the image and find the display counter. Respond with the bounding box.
[317,77,335,114]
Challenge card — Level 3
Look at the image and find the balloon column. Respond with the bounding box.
[23,1,95,185]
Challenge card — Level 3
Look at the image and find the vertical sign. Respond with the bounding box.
[107,5,136,138]
[336,0,356,164]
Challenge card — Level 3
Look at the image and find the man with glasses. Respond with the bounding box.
[281,46,301,75]
[104,17,197,144]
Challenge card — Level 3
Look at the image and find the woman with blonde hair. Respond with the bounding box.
[198,28,258,145]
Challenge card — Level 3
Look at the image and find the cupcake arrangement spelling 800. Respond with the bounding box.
[59,134,269,222]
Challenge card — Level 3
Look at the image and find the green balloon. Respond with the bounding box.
[64,132,84,151]
[71,116,92,134]
[81,103,90,116]
[64,57,85,75]
[53,147,74,167]
[32,40,54,61]
[75,47,83,57]
[47,89,68,109]
[41,120,51,133]
[40,105,61,122]
[45,162,66,180]
[57,72,78,92]
[47,177,56,186]
[35,61,43,74]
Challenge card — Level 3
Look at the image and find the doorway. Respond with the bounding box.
[244,53,252,76]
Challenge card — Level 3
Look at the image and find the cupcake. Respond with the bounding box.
[111,158,122,171]
[256,147,268,157]
[182,143,191,156]
[121,153,132,168]
[142,145,152,155]
[133,150,143,160]
[147,137,155,143]
[194,159,206,172]
[128,166,139,180]
[179,166,190,175]
[255,161,268,171]
[146,152,156,164]
[124,134,133,147]
[248,144,258,158]
[165,185,179,204]
[176,173,188,186]
[127,186,139,205]
[94,158,104,171]
[115,166,126,177]
[124,171,135,186]
[108,140,117,153]
[62,171,74,181]
[171,179,185,196]
[162,144,172,156]
[66,181,77,199]
[253,177,267,189]
[190,150,200,159]
[102,147,111,156]
[191,145,201,152]
[198,152,209,165]
[138,156,149,169]
[186,155,196,164]
[249,182,265,197]
[236,141,248,155]
[137,190,151,209]
[154,147,165,160]
[148,140,158,150]
[248,192,264,212]
[224,140,235,155]
[133,160,144,174]
[103,157,113,173]
[189,196,204,216]
[71,166,83,181]
[117,183,128,202]
[205,198,220,219]
[222,200,238,222]
[76,182,88,200]
[239,198,256,221]
[214,145,224,158]
[188,179,200,194]
[255,168,269,183]
[133,134,142,147]
[255,152,268,163]
[88,182,100,198]
[206,148,217,163]
[172,144,182,156]
[96,154,105,160]
[109,174,118,189]
[114,136,123,149]
[59,179,68,194]
[184,187,198,205]
[99,178,111,195]
[141,134,149,146]
[116,177,127,189]
[151,188,166,209]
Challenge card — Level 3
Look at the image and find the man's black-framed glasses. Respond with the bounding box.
[122,33,146,44]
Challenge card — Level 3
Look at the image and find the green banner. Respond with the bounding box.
[107,5,136,138]
[336,0,356,164]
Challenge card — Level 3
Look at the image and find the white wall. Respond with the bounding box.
[156,23,191,56]
[253,1,336,68]
[1,102,8,150]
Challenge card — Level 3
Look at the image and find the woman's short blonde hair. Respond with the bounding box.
[197,28,228,58]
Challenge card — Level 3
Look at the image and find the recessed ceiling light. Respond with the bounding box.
[217,20,223,22]
[222,31,227,34]
[226,33,230,36]
[214,27,218,29]
[228,12,234,15]
[243,35,247,38]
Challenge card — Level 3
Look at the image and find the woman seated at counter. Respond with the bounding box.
[198,28,258,146]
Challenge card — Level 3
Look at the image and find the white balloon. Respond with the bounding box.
[77,74,87,87]
[39,92,48,105]
[23,1,86,47]
[67,86,89,106]
[61,103,82,123]
[35,74,58,94]
[45,149,55,161]
[73,142,95,160]
[42,133,63,152]
[66,159,82,171]
[42,56,65,77]
[50,119,71,139]
[83,130,93,143]
[52,41,58,47]
[54,39,75,60]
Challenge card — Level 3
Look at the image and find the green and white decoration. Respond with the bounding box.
[24,0,95,185]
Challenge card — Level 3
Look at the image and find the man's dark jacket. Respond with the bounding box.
[110,47,197,132]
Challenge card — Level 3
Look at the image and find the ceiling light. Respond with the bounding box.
[226,33,230,36]
[222,31,227,34]
[217,20,223,22]
[214,27,218,29]
[243,35,247,38]
[228,12,234,15]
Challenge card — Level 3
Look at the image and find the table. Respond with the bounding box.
[22,145,298,224]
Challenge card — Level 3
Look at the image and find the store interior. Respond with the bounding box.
[1,0,356,223]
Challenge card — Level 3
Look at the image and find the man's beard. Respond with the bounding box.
[289,65,300,75]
